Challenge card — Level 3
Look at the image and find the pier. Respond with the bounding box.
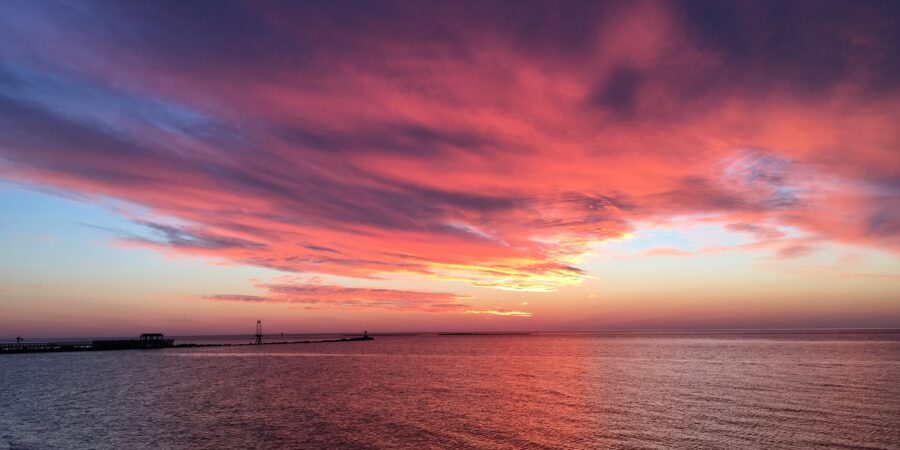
[0,333,174,354]
[1,327,374,355]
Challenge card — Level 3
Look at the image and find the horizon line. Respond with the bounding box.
[7,327,900,341]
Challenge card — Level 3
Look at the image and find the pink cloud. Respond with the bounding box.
[0,1,897,294]
[205,280,529,316]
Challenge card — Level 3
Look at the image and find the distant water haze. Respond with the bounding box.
[2,331,898,449]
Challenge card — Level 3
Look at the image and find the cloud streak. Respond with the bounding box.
[205,280,530,316]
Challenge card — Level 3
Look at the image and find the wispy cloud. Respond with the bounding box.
[205,280,529,316]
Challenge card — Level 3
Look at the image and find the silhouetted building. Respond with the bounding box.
[139,333,171,348]
[91,333,173,350]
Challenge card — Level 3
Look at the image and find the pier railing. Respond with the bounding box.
[0,341,94,352]
[0,338,174,353]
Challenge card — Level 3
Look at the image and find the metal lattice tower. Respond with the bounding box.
[255,320,262,345]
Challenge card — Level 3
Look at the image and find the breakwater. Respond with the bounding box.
[175,335,375,349]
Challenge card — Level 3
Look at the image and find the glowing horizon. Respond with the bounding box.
[1,1,898,337]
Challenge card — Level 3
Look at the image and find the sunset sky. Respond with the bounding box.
[1,1,898,337]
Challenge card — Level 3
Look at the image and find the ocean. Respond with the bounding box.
[1,331,898,449]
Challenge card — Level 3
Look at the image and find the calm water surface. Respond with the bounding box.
[1,331,899,449]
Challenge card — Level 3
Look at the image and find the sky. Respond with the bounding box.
[0,0,898,337]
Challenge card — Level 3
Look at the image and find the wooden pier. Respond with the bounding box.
[1,333,174,354]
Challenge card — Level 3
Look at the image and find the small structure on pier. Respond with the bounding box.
[139,333,170,348]
[94,333,173,350]
[255,320,263,345]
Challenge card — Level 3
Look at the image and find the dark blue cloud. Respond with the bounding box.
[590,65,642,117]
